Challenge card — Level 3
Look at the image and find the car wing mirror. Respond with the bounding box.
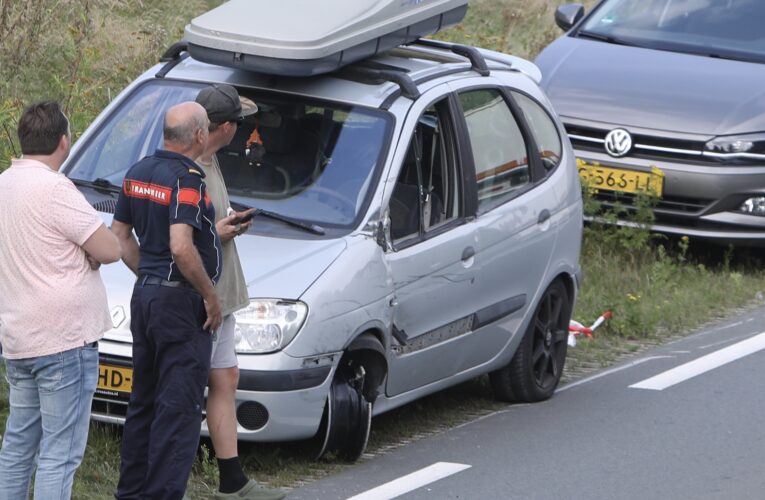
[555,4,585,31]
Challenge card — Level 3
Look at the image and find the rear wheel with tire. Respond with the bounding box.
[490,280,571,403]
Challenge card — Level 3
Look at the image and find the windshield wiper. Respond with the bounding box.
[231,201,326,236]
[71,177,120,193]
[577,30,635,47]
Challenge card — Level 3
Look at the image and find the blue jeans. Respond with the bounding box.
[0,345,98,500]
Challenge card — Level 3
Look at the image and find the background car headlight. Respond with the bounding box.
[704,133,765,162]
[233,299,308,353]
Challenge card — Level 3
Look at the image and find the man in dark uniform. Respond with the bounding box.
[111,101,223,500]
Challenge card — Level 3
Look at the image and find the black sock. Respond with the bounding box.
[217,456,249,494]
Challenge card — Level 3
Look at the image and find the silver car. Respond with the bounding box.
[536,0,765,245]
[64,40,582,461]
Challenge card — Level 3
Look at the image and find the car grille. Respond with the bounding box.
[91,199,117,213]
[565,124,721,166]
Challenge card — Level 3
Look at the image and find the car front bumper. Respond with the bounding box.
[92,339,338,442]
[575,148,765,245]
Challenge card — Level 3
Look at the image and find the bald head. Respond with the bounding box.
[163,102,209,157]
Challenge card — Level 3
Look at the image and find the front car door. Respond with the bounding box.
[384,87,483,396]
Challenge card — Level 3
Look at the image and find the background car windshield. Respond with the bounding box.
[580,0,765,62]
[65,80,391,228]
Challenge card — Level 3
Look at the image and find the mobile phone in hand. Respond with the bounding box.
[227,207,255,224]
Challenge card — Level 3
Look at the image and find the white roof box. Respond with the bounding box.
[184,0,468,76]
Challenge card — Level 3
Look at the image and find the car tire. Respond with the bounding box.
[490,279,571,403]
[315,360,372,462]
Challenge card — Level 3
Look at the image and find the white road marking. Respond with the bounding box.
[346,462,471,500]
[630,331,765,391]
[558,356,673,392]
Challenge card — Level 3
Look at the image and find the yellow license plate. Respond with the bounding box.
[97,364,133,394]
[577,161,664,197]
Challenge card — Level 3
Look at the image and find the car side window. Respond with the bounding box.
[511,91,562,174]
[389,98,461,244]
[458,89,529,214]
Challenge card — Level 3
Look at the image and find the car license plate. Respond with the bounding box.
[97,364,133,394]
[577,160,664,197]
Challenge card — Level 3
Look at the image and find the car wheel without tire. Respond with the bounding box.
[315,361,372,462]
[490,280,571,403]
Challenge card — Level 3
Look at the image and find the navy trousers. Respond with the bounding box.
[116,282,212,500]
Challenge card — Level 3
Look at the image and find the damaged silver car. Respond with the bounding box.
[64,0,583,461]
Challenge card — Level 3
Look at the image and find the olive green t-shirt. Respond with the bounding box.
[198,155,250,316]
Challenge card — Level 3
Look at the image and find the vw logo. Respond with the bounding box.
[604,128,633,157]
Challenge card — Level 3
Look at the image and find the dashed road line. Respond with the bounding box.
[631,331,765,391]
[346,462,471,500]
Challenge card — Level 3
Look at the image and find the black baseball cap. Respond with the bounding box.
[195,84,258,123]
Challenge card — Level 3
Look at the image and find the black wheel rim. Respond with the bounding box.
[531,287,567,390]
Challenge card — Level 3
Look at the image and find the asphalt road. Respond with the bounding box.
[290,305,765,500]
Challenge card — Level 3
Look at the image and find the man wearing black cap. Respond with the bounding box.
[195,84,285,500]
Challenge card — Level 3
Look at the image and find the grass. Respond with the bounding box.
[1,0,765,498]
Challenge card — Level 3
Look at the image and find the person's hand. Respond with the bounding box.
[216,208,255,243]
[85,252,101,270]
[203,295,223,332]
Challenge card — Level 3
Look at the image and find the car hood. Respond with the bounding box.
[97,212,346,342]
[535,37,765,136]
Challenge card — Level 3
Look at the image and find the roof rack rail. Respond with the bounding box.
[156,41,189,78]
[411,39,491,77]
[341,65,421,101]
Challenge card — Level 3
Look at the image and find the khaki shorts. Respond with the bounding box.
[210,314,238,369]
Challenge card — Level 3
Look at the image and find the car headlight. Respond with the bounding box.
[233,299,308,353]
[704,133,765,162]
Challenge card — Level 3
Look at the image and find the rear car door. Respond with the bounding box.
[446,79,562,373]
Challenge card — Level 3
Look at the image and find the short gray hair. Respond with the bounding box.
[164,112,207,146]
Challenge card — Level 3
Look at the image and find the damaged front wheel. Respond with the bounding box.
[316,360,372,462]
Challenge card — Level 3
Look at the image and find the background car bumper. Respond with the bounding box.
[575,149,765,244]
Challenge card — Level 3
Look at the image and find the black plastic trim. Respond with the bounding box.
[342,66,421,100]
[156,52,189,79]
[238,365,332,392]
[380,67,469,110]
[160,41,189,62]
[413,39,491,76]
[473,294,526,330]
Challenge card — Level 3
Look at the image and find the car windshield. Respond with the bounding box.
[579,0,765,63]
[64,80,392,229]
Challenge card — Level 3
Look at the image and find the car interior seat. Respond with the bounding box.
[218,120,290,196]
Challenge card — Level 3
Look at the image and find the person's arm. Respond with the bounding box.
[81,224,121,265]
[169,223,222,332]
[111,220,140,276]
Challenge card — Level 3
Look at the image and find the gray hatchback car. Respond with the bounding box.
[536,0,765,244]
[64,18,582,461]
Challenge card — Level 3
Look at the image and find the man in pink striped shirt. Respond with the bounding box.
[0,101,121,500]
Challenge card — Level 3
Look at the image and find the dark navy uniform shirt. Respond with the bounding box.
[114,149,222,284]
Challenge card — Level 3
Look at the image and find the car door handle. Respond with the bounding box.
[538,209,551,224]
[462,246,475,261]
